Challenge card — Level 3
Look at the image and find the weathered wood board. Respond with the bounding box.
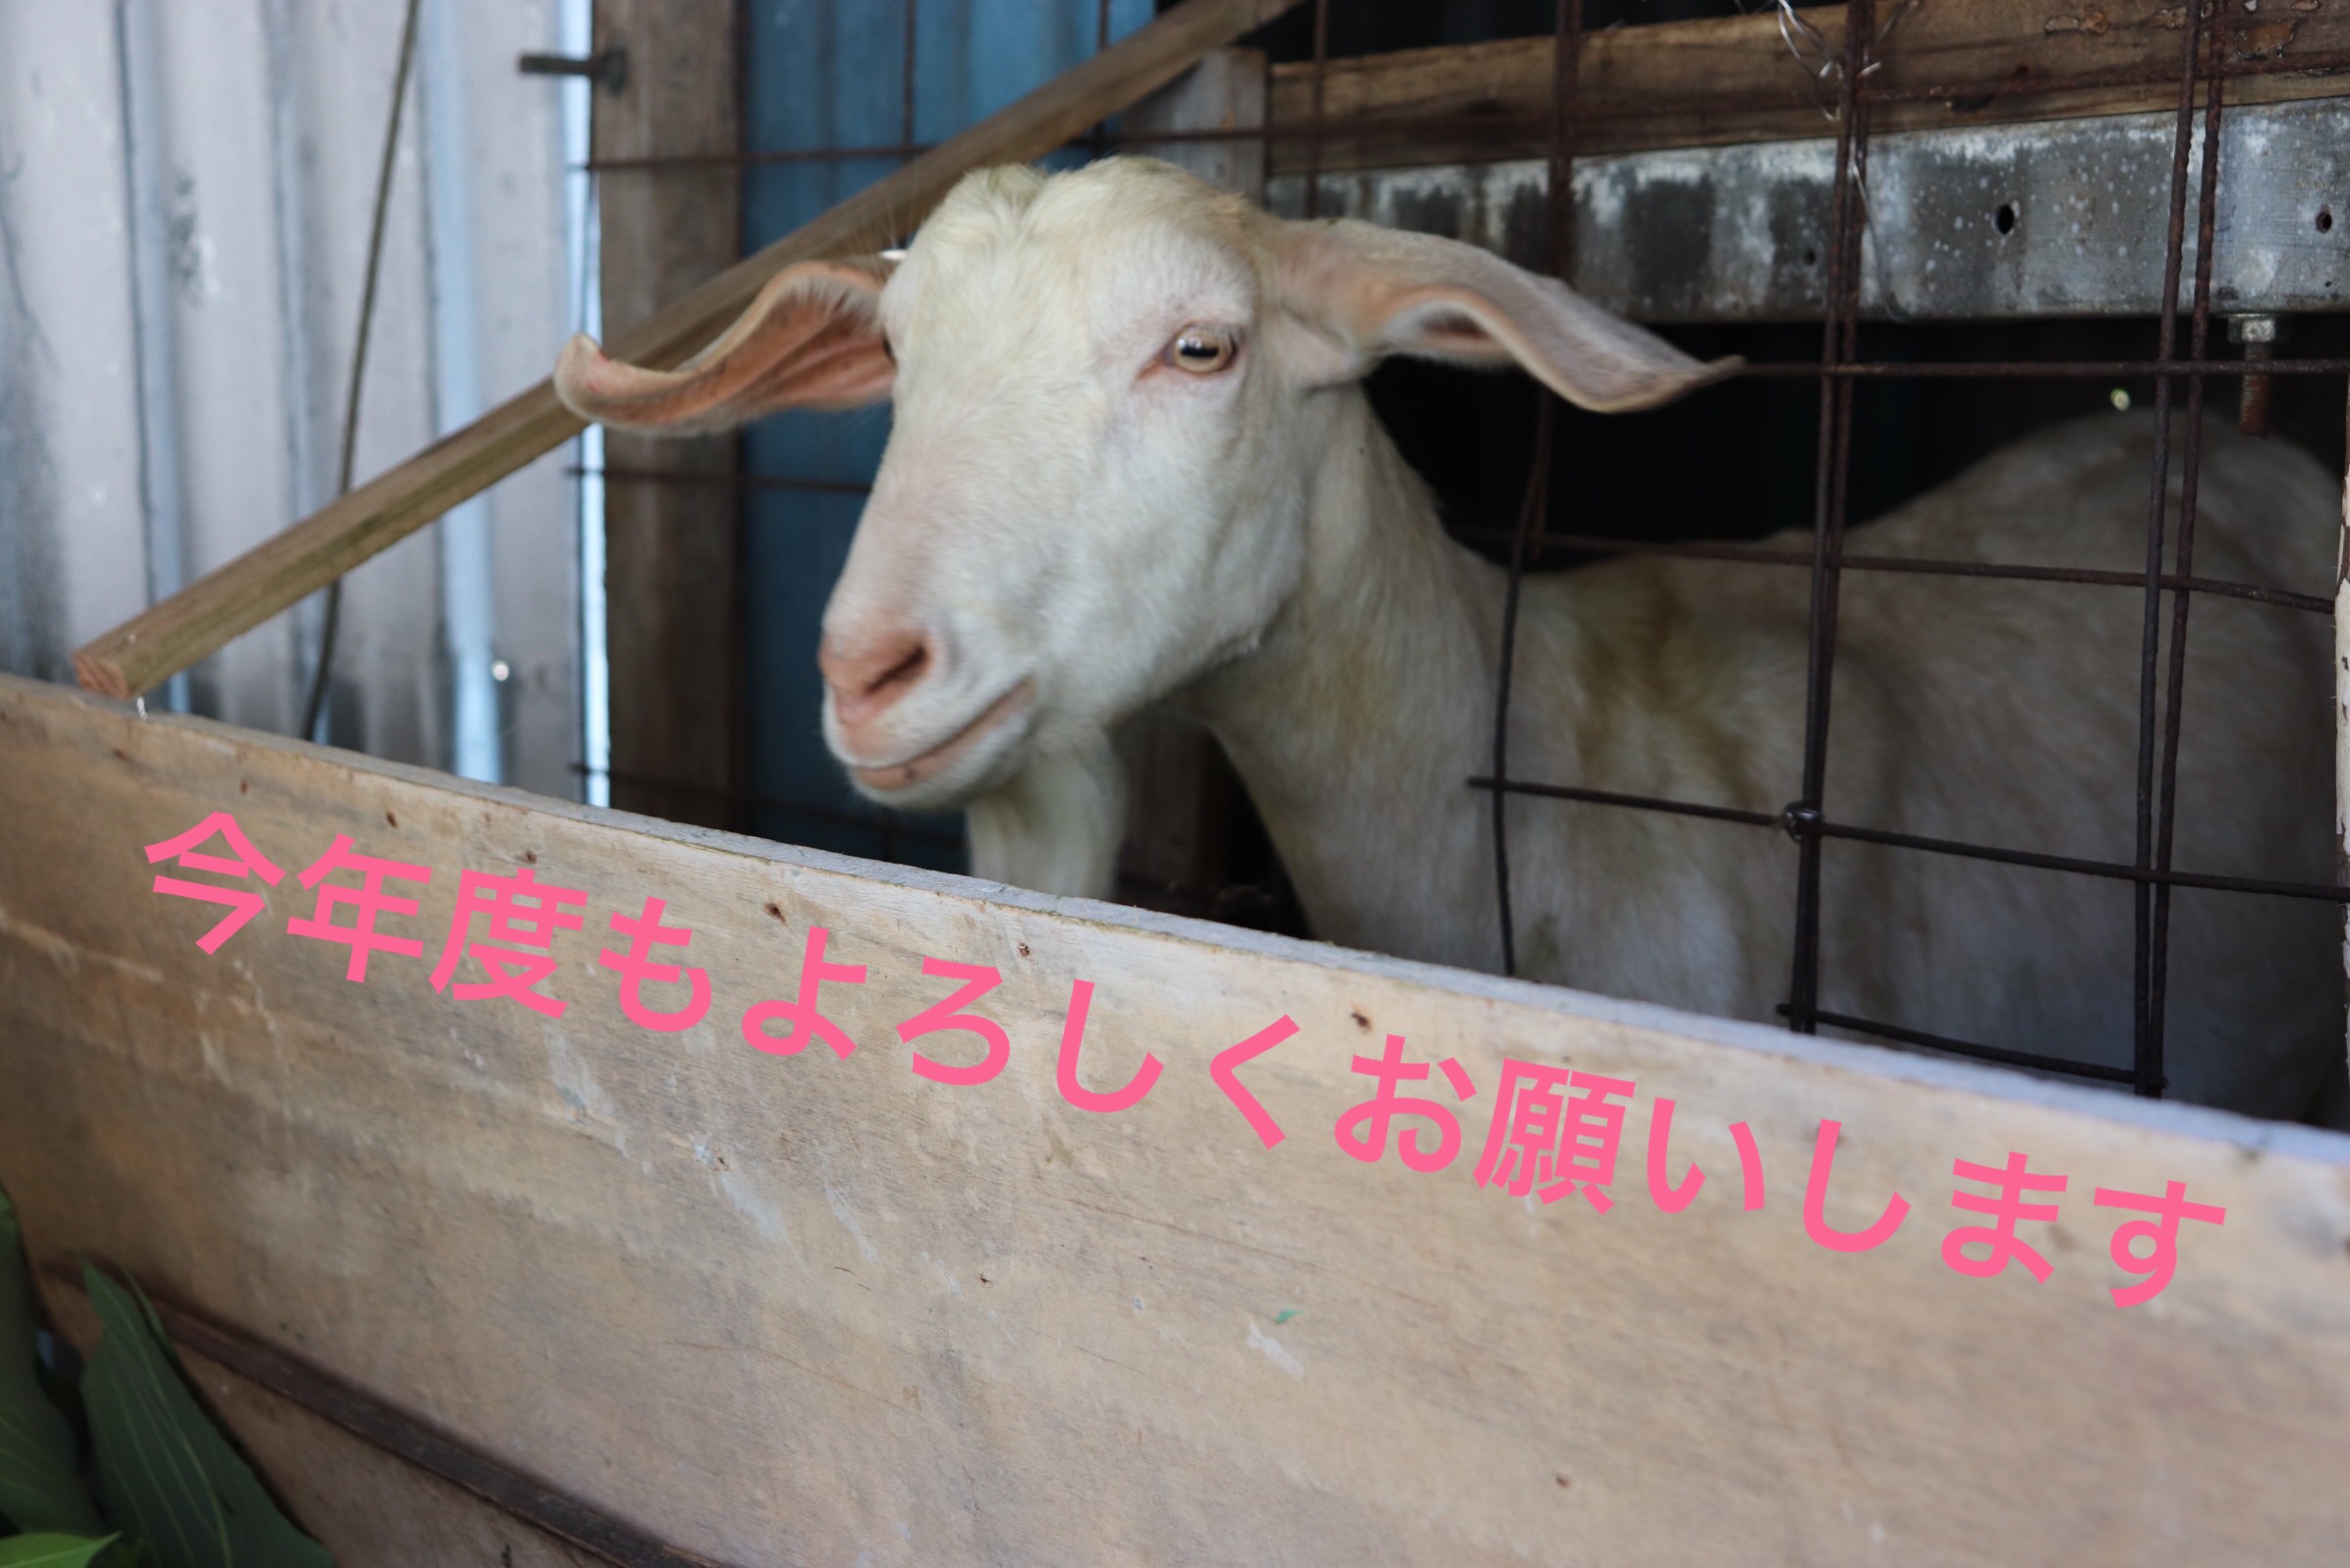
[1,669,2346,1566]
[1265,1,2350,176]
[594,0,746,833]
[37,1284,608,1568]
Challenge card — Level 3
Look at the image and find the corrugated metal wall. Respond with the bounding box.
[0,0,582,796]
[738,0,1152,869]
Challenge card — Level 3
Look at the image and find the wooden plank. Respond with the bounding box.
[68,0,1310,702]
[36,1282,629,1568]
[594,0,744,832]
[2,669,2346,1565]
[1265,2,2350,176]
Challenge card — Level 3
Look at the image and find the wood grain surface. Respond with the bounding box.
[1,671,2346,1566]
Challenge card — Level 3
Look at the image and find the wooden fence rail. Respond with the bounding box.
[4,672,2347,1564]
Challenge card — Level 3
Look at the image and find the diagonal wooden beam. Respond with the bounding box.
[74,0,1305,701]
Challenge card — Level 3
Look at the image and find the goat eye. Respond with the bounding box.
[1165,327,1236,375]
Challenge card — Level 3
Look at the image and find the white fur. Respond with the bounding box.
[964,733,1126,898]
[582,159,2347,1120]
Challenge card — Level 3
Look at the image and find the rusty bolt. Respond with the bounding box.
[2227,314,2286,438]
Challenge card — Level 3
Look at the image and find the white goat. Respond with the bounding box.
[558,157,2344,1121]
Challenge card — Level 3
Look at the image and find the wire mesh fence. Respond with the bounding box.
[1457,0,2350,1098]
[586,0,2350,1099]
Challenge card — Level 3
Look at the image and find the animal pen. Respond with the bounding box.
[5,1,2350,1563]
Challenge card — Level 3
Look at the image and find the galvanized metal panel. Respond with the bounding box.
[0,0,580,795]
[0,2,148,685]
[1269,98,2350,322]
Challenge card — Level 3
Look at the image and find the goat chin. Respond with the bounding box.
[964,733,1126,900]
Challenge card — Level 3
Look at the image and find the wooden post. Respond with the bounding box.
[1111,48,1267,917]
[70,0,1308,703]
[593,0,744,830]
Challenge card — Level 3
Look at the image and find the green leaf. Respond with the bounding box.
[80,1265,332,1568]
[0,1188,101,1536]
[0,1532,121,1567]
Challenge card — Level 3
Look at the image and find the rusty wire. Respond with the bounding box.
[1489,0,1584,979]
[1302,0,1331,218]
[1779,0,1875,1039]
[1464,774,2350,908]
[2122,0,2214,1097]
[1449,528,2334,615]
[2144,0,2234,1093]
[1091,0,1115,160]
[904,0,920,155]
[301,0,424,746]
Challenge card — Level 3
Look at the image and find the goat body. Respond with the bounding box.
[1192,395,2341,1118]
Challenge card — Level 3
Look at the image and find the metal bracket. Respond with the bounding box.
[518,47,627,94]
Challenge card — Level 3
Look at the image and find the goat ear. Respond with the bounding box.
[554,256,894,434]
[1270,220,1737,414]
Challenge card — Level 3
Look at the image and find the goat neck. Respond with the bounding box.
[1188,384,1518,975]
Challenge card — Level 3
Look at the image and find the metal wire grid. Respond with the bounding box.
[585,2,2350,1097]
[1464,0,2350,1098]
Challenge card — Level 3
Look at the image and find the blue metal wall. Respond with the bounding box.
[741,0,1152,869]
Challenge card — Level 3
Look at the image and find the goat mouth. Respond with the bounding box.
[848,679,1035,793]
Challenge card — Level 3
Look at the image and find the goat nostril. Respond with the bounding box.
[870,642,927,698]
[823,630,934,725]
